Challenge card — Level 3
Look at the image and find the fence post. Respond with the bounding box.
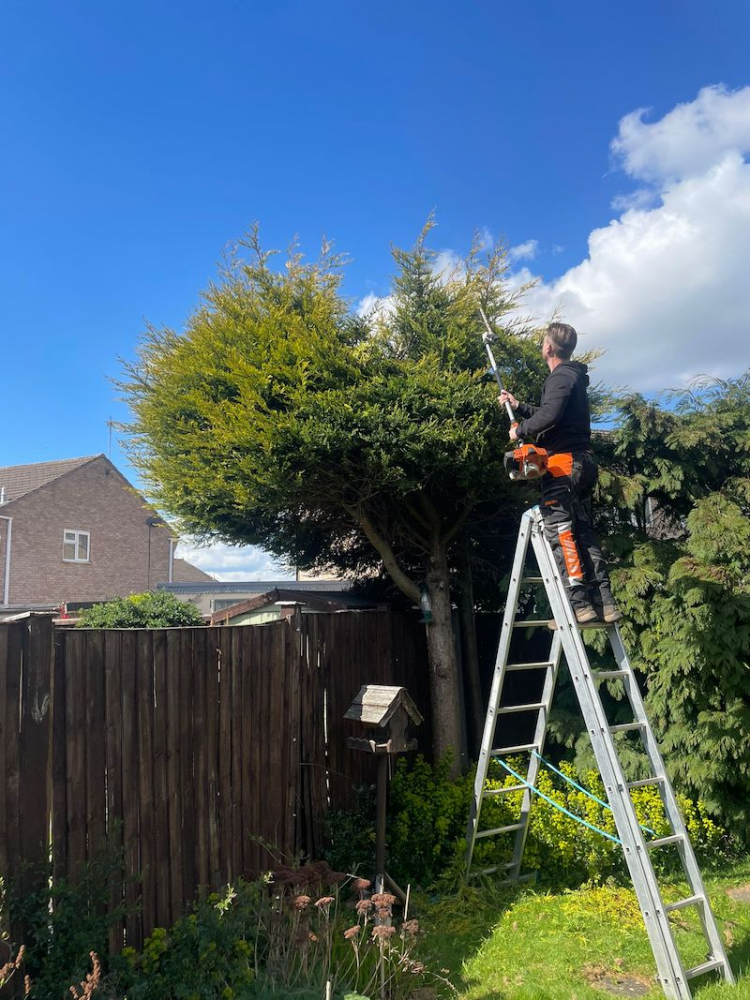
[19,615,54,897]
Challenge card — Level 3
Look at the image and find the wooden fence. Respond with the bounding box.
[0,609,430,952]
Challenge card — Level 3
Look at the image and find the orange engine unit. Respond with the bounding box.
[504,446,573,481]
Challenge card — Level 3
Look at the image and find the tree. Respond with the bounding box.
[564,373,750,836]
[120,224,548,767]
[77,590,203,628]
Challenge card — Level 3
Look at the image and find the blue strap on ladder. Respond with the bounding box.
[530,751,657,837]
[495,758,623,845]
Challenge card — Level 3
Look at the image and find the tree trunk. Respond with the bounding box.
[425,542,464,776]
[456,539,484,757]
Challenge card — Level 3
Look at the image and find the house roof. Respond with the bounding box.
[0,455,100,505]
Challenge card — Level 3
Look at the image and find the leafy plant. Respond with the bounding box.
[114,884,256,999]
[77,589,203,628]
[7,848,126,999]
[115,862,445,1000]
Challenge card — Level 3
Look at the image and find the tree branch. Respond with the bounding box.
[346,504,422,603]
[444,505,472,546]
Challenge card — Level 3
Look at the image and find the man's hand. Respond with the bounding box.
[498,390,519,410]
[509,424,519,442]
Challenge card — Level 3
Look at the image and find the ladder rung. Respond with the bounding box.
[627,777,664,790]
[506,661,554,672]
[685,958,724,980]
[609,722,646,733]
[476,823,524,839]
[646,834,684,851]
[593,670,628,681]
[498,701,546,715]
[483,784,526,796]
[468,861,516,877]
[520,576,544,583]
[512,620,553,628]
[491,872,536,888]
[492,742,539,755]
[665,894,705,913]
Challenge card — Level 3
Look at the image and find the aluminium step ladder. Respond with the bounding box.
[465,506,735,1000]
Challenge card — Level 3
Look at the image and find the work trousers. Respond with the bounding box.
[539,451,614,610]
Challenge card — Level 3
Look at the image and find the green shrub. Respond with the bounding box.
[114,884,256,999]
[470,757,727,885]
[341,754,730,892]
[387,754,474,889]
[323,785,377,877]
[77,590,203,628]
[7,848,126,999]
[115,863,439,999]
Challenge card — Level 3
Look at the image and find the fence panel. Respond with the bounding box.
[0,607,430,954]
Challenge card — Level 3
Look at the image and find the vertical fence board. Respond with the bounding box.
[217,628,232,881]
[165,630,183,925]
[179,628,196,910]
[136,629,156,939]
[192,627,209,894]
[19,617,52,897]
[152,630,170,928]
[240,626,256,877]
[229,627,243,881]
[206,633,220,887]
[4,624,22,899]
[120,631,141,949]
[85,630,106,865]
[66,631,87,884]
[284,621,301,858]
[103,630,124,951]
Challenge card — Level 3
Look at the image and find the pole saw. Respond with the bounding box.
[479,307,549,481]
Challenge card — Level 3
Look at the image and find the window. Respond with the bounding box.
[63,529,90,563]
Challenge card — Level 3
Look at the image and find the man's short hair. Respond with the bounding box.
[545,322,577,360]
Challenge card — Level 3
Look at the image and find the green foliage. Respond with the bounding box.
[115,864,438,1000]
[387,754,474,888]
[332,755,728,892]
[119,225,544,577]
[77,589,203,628]
[323,786,377,877]
[596,373,750,837]
[471,759,726,886]
[8,848,126,999]
[115,884,256,999]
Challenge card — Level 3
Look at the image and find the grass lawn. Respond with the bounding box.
[417,860,750,999]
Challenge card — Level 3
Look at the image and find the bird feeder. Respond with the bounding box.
[345,685,423,899]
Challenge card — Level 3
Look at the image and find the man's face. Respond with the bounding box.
[542,337,552,360]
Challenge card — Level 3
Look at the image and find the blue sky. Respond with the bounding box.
[2,1,749,577]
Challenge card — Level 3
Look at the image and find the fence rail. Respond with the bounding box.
[0,609,429,952]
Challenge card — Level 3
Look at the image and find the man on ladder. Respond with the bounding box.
[500,321,622,625]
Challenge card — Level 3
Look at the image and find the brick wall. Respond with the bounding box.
[1,456,175,605]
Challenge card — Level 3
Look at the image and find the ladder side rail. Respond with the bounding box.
[530,521,689,1000]
[466,512,534,871]
[607,628,735,985]
[508,630,563,879]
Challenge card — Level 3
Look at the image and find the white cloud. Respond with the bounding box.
[510,84,750,391]
[611,84,750,184]
[176,539,289,581]
[508,239,539,262]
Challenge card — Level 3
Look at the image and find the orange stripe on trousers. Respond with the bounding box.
[558,526,584,582]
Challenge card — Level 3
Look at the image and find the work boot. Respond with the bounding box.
[574,603,599,624]
[601,603,623,624]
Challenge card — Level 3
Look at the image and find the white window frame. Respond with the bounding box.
[63,529,90,563]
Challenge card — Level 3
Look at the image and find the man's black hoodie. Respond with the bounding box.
[515,361,591,454]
